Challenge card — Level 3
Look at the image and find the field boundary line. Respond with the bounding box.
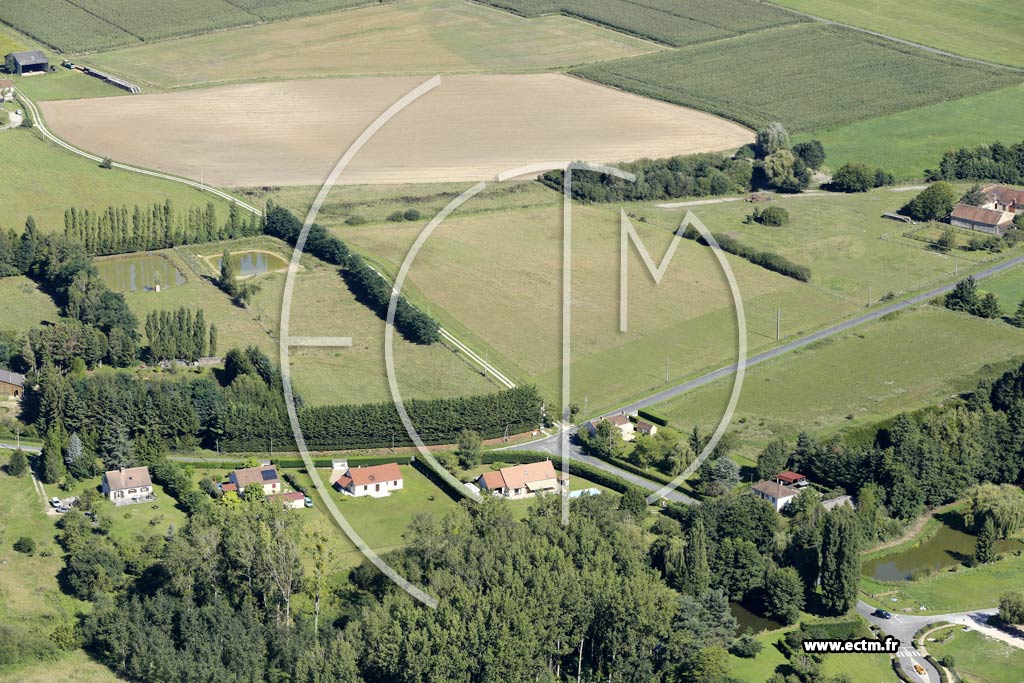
[764,2,1024,73]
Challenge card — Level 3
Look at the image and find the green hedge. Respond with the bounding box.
[637,409,669,427]
[682,225,811,282]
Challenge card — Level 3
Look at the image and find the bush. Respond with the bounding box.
[344,215,367,226]
[387,210,406,222]
[1000,591,1024,626]
[730,632,763,658]
[831,163,874,192]
[874,168,895,187]
[792,140,825,169]
[403,209,421,221]
[6,449,28,477]
[13,536,35,554]
[99,158,112,170]
[748,206,790,227]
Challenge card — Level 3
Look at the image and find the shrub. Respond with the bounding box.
[387,210,406,222]
[748,206,790,227]
[873,168,895,187]
[99,158,112,169]
[729,632,763,658]
[1000,591,1024,626]
[831,163,874,192]
[792,140,825,169]
[344,215,367,226]
[6,449,28,477]
[403,208,421,221]
[13,536,35,554]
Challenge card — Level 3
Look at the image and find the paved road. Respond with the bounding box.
[0,441,40,453]
[858,601,1005,683]
[506,252,1024,501]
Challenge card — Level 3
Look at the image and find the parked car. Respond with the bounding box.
[55,505,69,514]
[873,609,893,619]
[50,497,61,507]
[303,496,314,508]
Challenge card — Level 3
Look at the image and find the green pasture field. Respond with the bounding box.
[978,264,1024,314]
[0,650,127,683]
[796,83,1024,182]
[15,67,124,101]
[0,276,60,331]
[928,626,1024,683]
[636,188,985,302]
[85,0,658,89]
[774,0,1024,69]
[0,129,234,232]
[0,450,93,677]
[476,0,803,48]
[106,236,494,406]
[651,306,1024,456]
[339,194,859,413]
[0,0,377,52]
[573,23,1021,133]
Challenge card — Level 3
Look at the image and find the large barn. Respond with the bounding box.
[5,50,48,76]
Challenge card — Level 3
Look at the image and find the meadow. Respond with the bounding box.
[41,73,752,187]
[795,84,1024,181]
[573,23,1021,133]
[105,237,494,406]
[340,194,857,413]
[977,263,1024,315]
[774,0,1024,69]
[14,67,124,101]
[0,129,234,232]
[928,626,1024,683]
[0,0,379,52]
[478,0,804,47]
[651,306,1024,456]
[638,189,976,302]
[85,0,658,89]
[0,276,60,331]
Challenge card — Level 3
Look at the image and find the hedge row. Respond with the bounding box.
[683,225,811,282]
[298,386,544,451]
[342,253,440,345]
[637,409,669,427]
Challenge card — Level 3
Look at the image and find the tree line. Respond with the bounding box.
[926,139,1024,184]
[262,203,440,345]
[682,224,812,282]
[144,308,216,363]
[64,200,260,257]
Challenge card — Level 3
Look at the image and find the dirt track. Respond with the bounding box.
[41,74,753,187]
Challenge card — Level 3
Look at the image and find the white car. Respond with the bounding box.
[50,497,61,507]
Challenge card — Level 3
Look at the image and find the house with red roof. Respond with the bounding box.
[330,461,403,498]
[476,460,567,500]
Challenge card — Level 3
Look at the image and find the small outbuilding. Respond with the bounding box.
[0,369,25,397]
[5,50,48,76]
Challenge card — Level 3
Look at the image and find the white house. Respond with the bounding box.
[590,413,636,442]
[102,466,154,506]
[268,491,306,509]
[476,460,568,500]
[752,479,800,512]
[331,461,403,498]
[229,465,282,496]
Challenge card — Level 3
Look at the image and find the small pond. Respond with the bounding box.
[95,255,186,293]
[862,520,1023,582]
[212,250,288,278]
[730,601,783,634]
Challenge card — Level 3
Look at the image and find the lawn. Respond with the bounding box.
[978,264,1024,315]
[84,0,659,89]
[0,128,234,232]
[637,188,978,302]
[0,450,92,675]
[14,67,125,101]
[774,0,1024,69]
[0,650,126,683]
[928,627,1024,683]
[340,195,856,413]
[0,276,60,331]
[795,83,1024,182]
[573,23,1020,133]
[652,306,1024,456]
[287,465,462,567]
[861,547,1024,614]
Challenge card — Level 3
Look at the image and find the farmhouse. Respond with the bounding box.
[982,184,1024,214]
[0,369,25,397]
[476,460,567,500]
[752,479,800,512]
[949,204,1013,235]
[331,461,403,498]
[230,465,282,496]
[102,466,154,506]
[5,50,48,76]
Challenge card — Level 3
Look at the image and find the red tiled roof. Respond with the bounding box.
[777,471,805,484]
[334,475,353,489]
[498,460,558,490]
[605,414,631,427]
[221,482,238,492]
[951,203,1010,226]
[347,463,402,487]
[479,471,505,491]
[269,491,305,503]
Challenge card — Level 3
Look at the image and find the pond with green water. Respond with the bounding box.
[212,250,288,278]
[96,255,186,292]
[862,519,1023,582]
[730,601,784,634]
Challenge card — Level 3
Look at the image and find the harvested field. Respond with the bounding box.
[41,73,753,187]
[85,0,658,89]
